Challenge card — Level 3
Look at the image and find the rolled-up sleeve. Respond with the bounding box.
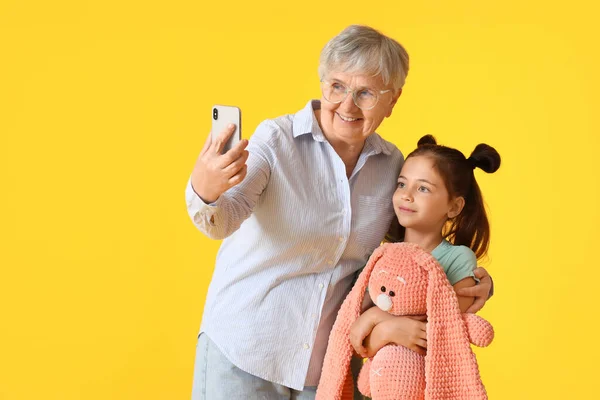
[185,121,278,240]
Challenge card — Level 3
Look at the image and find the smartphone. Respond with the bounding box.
[211,105,241,154]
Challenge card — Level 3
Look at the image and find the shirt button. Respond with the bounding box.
[318,283,324,290]
[339,237,344,242]
[312,313,318,319]
[327,260,333,265]
[303,343,310,349]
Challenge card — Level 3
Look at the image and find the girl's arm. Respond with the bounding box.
[361,279,476,357]
[349,306,395,357]
[352,307,427,358]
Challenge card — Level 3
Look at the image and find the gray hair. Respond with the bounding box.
[318,25,410,91]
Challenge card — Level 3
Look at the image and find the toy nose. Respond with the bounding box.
[376,294,392,312]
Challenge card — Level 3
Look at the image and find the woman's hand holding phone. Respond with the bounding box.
[191,124,249,204]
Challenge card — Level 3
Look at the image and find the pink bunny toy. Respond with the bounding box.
[316,242,494,400]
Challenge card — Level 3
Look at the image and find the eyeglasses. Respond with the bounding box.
[320,80,391,110]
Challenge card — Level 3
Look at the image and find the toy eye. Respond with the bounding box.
[389,291,395,297]
[381,286,386,292]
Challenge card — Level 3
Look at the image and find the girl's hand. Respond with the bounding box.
[363,315,427,357]
[456,267,493,313]
[350,307,396,358]
[350,312,377,358]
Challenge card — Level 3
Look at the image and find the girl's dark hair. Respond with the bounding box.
[385,134,501,259]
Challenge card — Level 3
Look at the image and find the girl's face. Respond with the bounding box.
[392,155,464,232]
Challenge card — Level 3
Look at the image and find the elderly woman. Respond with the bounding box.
[186,25,493,399]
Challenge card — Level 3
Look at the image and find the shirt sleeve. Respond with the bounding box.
[444,246,477,286]
[185,120,279,240]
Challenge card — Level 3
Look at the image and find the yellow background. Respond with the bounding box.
[1,0,598,399]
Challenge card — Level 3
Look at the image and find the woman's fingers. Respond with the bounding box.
[191,131,248,203]
[211,124,237,154]
[218,139,248,167]
[465,296,486,314]
[473,266,490,280]
[223,150,249,177]
[456,278,490,298]
[228,165,247,185]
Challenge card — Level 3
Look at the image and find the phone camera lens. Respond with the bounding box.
[213,108,218,120]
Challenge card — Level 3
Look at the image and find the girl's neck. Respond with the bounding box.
[403,229,444,253]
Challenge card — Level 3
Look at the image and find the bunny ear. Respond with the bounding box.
[421,254,488,400]
[316,243,390,400]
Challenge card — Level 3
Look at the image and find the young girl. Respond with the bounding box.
[349,134,501,359]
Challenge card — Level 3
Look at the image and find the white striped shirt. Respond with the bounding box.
[185,100,404,390]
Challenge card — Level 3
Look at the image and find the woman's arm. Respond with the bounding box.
[456,267,493,313]
[453,276,477,313]
[448,247,493,313]
[186,121,276,239]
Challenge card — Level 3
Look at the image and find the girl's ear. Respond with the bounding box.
[447,196,465,219]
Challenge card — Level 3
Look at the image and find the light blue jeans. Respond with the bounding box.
[191,333,365,400]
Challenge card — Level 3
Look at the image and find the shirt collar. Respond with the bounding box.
[364,131,392,156]
[292,100,325,141]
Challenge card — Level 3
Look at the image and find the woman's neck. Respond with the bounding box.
[315,109,364,178]
[403,229,444,253]
[333,142,364,178]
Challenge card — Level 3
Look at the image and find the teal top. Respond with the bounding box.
[431,240,477,285]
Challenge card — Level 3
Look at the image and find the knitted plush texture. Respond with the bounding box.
[316,242,494,400]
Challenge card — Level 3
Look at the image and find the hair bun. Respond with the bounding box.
[417,134,437,147]
[468,144,501,173]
